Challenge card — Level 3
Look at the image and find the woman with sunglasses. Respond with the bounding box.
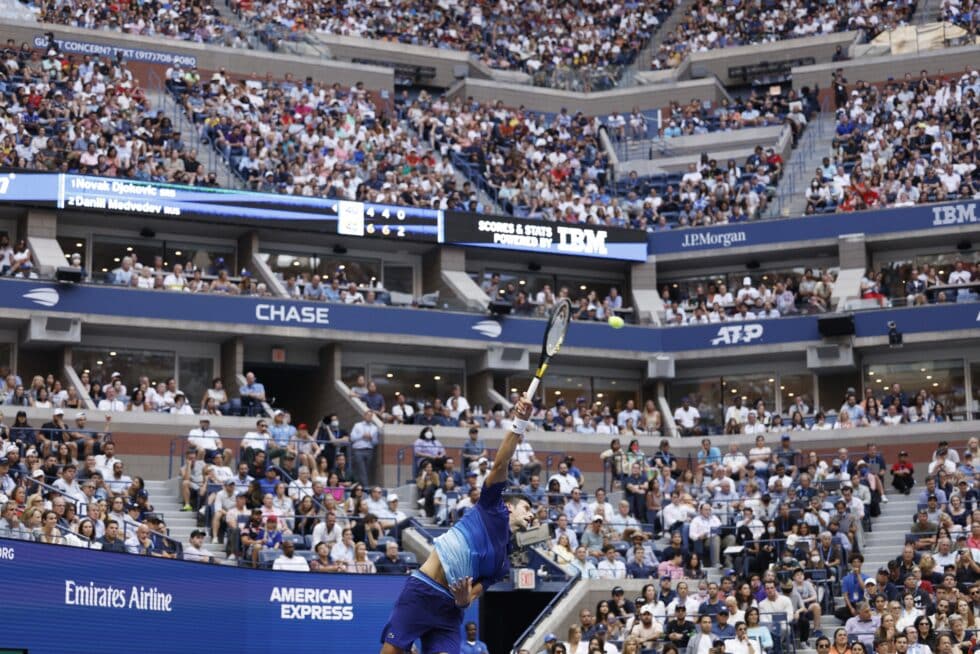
[915,615,938,650]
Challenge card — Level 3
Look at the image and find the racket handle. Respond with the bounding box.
[525,377,541,400]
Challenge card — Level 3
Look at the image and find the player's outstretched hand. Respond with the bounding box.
[514,395,532,421]
[450,576,473,607]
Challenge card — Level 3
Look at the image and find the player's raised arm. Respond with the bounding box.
[485,396,532,487]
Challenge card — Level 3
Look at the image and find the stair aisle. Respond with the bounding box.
[797,489,915,654]
[860,490,917,573]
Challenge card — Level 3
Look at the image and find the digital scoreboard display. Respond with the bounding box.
[0,171,645,260]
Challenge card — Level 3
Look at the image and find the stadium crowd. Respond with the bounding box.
[167,69,474,210]
[2,360,977,654]
[659,270,837,325]
[233,0,673,90]
[671,380,952,439]
[944,0,980,36]
[651,0,914,70]
[806,69,980,215]
[0,45,220,186]
[26,0,249,48]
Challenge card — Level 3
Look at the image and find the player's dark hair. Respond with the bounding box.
[504,493,533,509]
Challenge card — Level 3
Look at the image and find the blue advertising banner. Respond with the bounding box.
[648,200,980,255]
[443,211,649,262]
[1,279,661,353]
[0,537,408,653]
[3,171,978,259]
[4,280,978,353]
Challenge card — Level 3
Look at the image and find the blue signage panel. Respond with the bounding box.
[443,211,649,262]
[648,200,980,255]
[1,280,660,353]
[0,538,405,653]
[660,315,823,350]
[3,280,979,353]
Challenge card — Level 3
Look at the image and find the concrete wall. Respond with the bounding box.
[0,19,394,91]
[792,43,980,91]
[617,125,792,176]
[451,77,729,115]
[686,31,859,87]
[316,33,480,88]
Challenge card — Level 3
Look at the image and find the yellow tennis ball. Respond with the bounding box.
[608,315,625,329]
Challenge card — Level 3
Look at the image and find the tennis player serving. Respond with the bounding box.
[381,300,571,654]
[379,394,534,654]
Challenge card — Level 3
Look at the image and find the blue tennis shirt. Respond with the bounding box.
[433,481,512,588]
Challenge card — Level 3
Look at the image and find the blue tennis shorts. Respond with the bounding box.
[381,570,463,653]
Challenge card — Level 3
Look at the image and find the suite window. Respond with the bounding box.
[368,365,464,410]
[91,237,234,282]
[73,349,175,398]
[667,378,723,431]
[863,359,966,417]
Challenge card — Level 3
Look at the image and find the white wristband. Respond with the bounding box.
[511,418,530,435]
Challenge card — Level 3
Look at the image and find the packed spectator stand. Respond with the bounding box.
[25,0,250,48]
[806,70,979,215]
[0,45,221,186]
[658,269,837,326]
[651,0,916,70]
[6,358,975,654]
[233,0,674,90]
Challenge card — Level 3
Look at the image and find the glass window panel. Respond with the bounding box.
[970,362,980,420]
[780,373,815,417]
[260,252,316,281]
[863,359,966,418]
[316,257,380,286]
[545,374,592,407]
[879,251,980,304]
[668,378,722,432]
[721,375,776,418]
[817,371,860,415]
[593,377,639,415]
[341,366,366,389]
[178,356,213,410]
[0,343,12,374]
[369,365,464,409]
[72,348,175,401]
[165,243,235,277]
[91,237,162,281]
[383,265,414,295]
[57,236,87,268]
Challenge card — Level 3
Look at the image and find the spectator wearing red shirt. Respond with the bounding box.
[891,451,915,495]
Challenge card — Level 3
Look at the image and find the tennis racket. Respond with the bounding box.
[525,298,572,399]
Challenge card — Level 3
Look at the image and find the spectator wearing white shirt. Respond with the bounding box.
[288,467,314,500]
[97,387,126,412]
[588,488,616,523]
[311,511,343,549]
[445,384,470,420]
[273,540,310,571]
[188,417,229,463]
[350,410,380,486]
[690,502,722,567]
[596,545,627,579]
[673,397,703,436]
[548,462,579,494]
[52,463,84,505]
[183,529,212,563]
[170,391,194,415]
[242,418,272,460]
[948,260,974,301]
